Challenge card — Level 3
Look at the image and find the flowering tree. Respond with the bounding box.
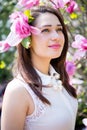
[58,0,87,128]
[0,0,87,128]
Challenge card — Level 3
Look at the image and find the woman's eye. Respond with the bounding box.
[41,29,49,33]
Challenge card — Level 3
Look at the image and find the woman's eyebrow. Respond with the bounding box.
[39,24,62,28]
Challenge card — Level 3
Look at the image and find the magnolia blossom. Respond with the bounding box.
[10,11,40,39]
[72,34,87,60]
[65,61,76,76]
[18,0,39,8]
[72,34,87,51]
[0,11,40,52]
[65,0,78,14]
[10,12,30,38]
[50,0,78,13]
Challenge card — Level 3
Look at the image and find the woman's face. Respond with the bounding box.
[30,12,65,61]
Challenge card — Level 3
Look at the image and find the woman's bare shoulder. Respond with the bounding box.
[1,78,31,130]
[4,78,32,106]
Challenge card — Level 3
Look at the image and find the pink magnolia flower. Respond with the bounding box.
[0,42,10,53]
[0,11,41,52]
[72,34,87,60]
[65,0,78,13]
[18,0,39,9]
[65,61,76,76]
[50,0,78,13]
[10,11,40,39]
[72,34,87,51]
[13,19,31,38]
[50,0,65,8]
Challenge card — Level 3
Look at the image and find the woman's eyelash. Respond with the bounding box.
[41,29,49,33]
[41,28,63,33]
[56,28,63,31]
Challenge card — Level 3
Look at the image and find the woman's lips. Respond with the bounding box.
[48,44,61,49]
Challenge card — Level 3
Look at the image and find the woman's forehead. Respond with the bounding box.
[35,12,61,28]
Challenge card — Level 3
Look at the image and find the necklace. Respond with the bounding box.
[48,73,63,91]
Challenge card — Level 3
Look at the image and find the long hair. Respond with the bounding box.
[17,6,77,105]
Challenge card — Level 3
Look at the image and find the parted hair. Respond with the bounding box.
[17,6,77,105]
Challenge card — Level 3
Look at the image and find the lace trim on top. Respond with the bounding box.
[26,96,46,121]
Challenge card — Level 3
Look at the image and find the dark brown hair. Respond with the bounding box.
[17,6,77,104]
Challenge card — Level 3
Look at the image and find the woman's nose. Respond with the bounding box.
[51,31,59,40]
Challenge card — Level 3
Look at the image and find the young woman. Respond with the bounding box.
[1,4,78,130]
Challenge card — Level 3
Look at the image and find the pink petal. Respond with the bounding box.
[65,61,76,76]
[63,0,70,5]
[81,42,87,50]
[24,1,34,8]
[58,0,65,8]
[81,39,87,50]
[72,41,80,49]
[0,42,10,53]
[5,31,22,46]
[75,34,85,41]
[72,34,87,51]
[65,0,78,13]
[9,11,19,21]
[73,50,86,61]
[18,0,39,9]
[30,26,41,35]
[50,0,64,8]
[66,1,75,13]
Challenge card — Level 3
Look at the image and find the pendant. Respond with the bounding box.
[50,73,63,91]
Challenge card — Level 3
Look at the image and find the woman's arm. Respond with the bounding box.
[1,84,29,130]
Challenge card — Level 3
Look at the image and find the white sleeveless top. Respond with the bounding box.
[11,66,78,130]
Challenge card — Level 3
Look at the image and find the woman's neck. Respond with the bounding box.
[32,57,50,75]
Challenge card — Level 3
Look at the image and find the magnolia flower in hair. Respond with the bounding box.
[0,1,41,53]
[0,0,78,53]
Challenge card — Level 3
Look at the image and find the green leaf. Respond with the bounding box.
[21,37,31,49]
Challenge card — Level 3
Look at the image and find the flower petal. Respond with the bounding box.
[65,61,76,76]
[18,0,39,9]
[50,0,64,8]
[5,31,22,46]
[0,41,10,53]
[73,50,86,61]
[30,26,41,35]
[72,34,87,50]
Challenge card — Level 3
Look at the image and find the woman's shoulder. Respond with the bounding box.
[5,73,30,92]
[4,77,29,102]
[2,76,34,115]
[7,75,26,88]
[1,78,32,129]
[5,75,31,99]
[4,75,35,106]
[6,76,35,97]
